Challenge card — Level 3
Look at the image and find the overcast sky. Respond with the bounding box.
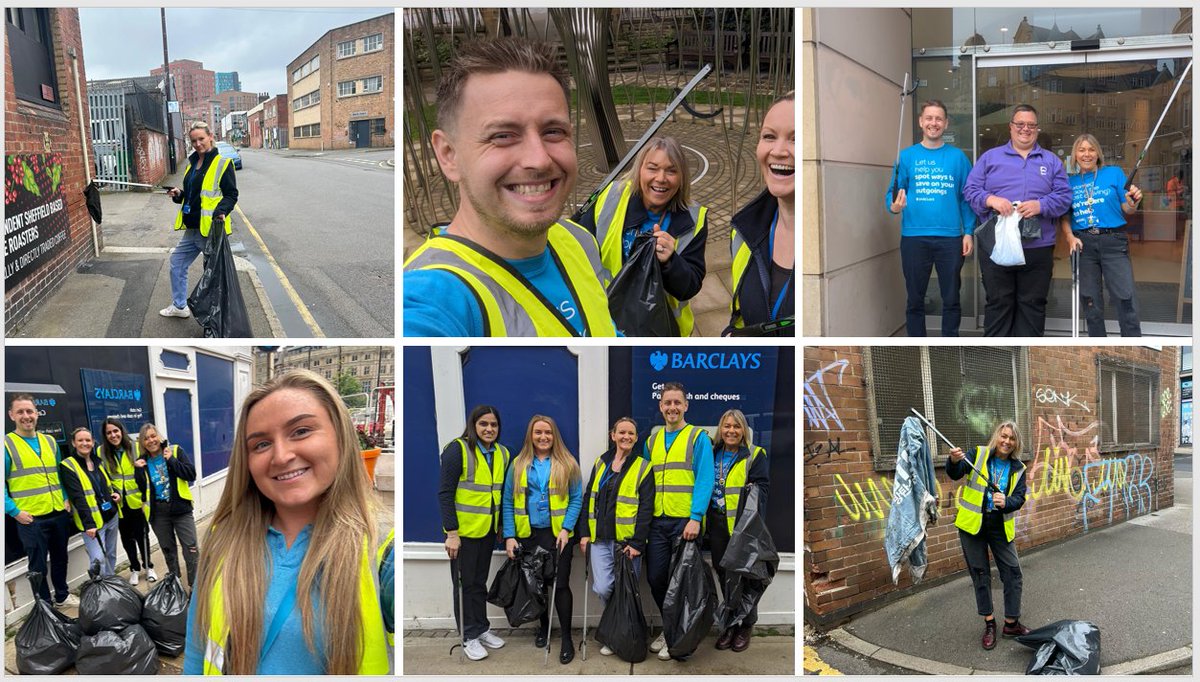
[80,8,392,96]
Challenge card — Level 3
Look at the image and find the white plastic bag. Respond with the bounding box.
[990,207,1026,267]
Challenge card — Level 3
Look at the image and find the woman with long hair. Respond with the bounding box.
[502,415,583,664]
[59,427,121,575]
[183,369,391,674]
[946,421,1030,650]
[137,422,199,587]
[436,405,510,661]
[97,417,156,585]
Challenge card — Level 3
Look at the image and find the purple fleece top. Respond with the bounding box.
[963,142,1072,249]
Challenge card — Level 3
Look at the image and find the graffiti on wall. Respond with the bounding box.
[1034,384,1091,413]
[953,383,1013,440]
[804,436,849,463]
[1161,387,1173,418]
[804,360,848,432]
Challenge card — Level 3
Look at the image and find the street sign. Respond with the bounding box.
[168,101,179,113]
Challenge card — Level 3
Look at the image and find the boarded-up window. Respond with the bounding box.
[1097,356,1158,449]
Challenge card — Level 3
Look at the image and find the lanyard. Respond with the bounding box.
[767,210,791,320]
[716,450,737,486]
[261,580,299,669]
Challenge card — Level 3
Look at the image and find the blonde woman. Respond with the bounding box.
[502,415,583,664]
[137,422,199,587]
[183,370,392,674]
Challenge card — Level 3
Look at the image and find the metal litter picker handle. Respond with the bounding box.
[909,408,1000,494]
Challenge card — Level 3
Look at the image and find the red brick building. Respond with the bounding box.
[803,346,1179,628]
[4,8,98,333]
[247,100,264,149]
[150,59,213,125]
[262,94,288,149]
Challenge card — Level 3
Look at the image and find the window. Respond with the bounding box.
[363,33,383,53]
[293,123,320,138]
[362,76,383,94]
[351,354,359,361]
[371,118,386,136]
[1097,357,1159,448]
[7,8,59,106]
[292,54,319,83]
[337,39,356,58]
[337,80,356,97]
[293,89,320,111]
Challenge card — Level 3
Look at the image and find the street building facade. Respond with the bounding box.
[287,13,394,150]
[220,110,248,145]
[87,76,175,188]
[214,70,240,94]
[261,94,289,149]
[150,58,214,128]
[247,100,265,148]
[255,345,395,396]
[803,345,1180,627]
[1180,347,1193,448]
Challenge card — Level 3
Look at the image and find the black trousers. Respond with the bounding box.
[117,507,153,572]
[980,245,1054,336]
[15,511,71,602]
[451,530,496,641]
[959,512,1023,619]
[647,516,689,612]
[150,503,198,587]
[520,527,575,643]
[706,508,757,628]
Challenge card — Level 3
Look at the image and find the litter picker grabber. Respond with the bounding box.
[1070,249,1080,338]
[544,546,561,666]
[580,545,590,661]
[890,72,919,205]
[449,558,465,663]
[727,316,795,337]
[1126,60,1192,190]
[909,408,1000,494]
[91,178,175,191]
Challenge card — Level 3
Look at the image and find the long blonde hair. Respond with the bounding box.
[513,415,581,495]
[1065,133,1105,175]
[192,369,379,674]
[717,408,751,450]
[987,420,1023,461]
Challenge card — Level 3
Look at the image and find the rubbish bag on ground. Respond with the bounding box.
[715,484,779,632]
[76,623,161,675]
[141,572,189,656]
[16,573,82,675]
[503,544,553,627]
[606,232,680,336]
[595,551,648,663]
[715,572,770,633]
[1016,620,1102,675]
[980,212,1026,267]
[662,537,716,659]
[79,567,144,635]
[486,548,523,609]
[187,218,252,338]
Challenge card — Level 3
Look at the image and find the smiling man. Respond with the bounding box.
[403,38,616,337]
[886,99,975,337]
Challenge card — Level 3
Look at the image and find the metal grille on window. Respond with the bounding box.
[864,347,923,471]
[1099,359,1158,447]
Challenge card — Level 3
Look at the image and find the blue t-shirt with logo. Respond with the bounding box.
[508,250,584,335]
[622,211,671,258]
[1069,166,1129,231]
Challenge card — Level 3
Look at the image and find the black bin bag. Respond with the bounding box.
[188,218,252,338]
[76,623,161,675]
[662,537,716,659]
[716,484,780,632]
[79,567,144,635]
[16,573,82,675]
[141,572,189,656]
[595,551,648,663]
[504,544,553,627]
[1017,620,1102,675]
[606,232,680,337]
[487,548,523,609]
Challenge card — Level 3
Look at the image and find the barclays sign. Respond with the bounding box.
[648,350,763,371]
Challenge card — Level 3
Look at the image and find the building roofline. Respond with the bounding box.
[288,12,392,68]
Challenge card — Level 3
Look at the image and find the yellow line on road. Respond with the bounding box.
[804,646,843,675]
[234,205,325,338]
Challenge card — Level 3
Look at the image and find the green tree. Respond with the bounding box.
[335,371,367,408]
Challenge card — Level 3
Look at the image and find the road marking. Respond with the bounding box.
[234,204,325,337]
[804,646,843,675]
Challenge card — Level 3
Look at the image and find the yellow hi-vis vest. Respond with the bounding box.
[512,460,572,538]
[451,439,510,539]
[101,444,150,521]
[720,445,765,533]
[174,154,234,237]
[648,424,705,518]
[592,181,707,337]
[728,227,755,331]
[202,537,390,675]
[376,529,395,646]
[954,446,1025,542]
[403,221,617,337]
[586,454,652,541]
[60,456,114,532]
[4,432,67,516]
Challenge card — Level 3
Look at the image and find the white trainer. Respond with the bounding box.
[600,644,614,656]
[463,638,489,661]
[649,632,667,653]
[477,630,506,649]
[129,571,140,586]
[159,304,191,318]
[57,593,80,608]
[658,644,672,661]
[147,568,158,582]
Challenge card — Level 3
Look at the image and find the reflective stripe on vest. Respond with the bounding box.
[648,424,702,518]
[61,456,111,532]
[4,432,67,516]
[592,181,707,336]
[174,155,233,237]
[728,228,753,330]
[453,440,509,539]
[512,462,571,538]
[954,446,1023,542]
[587,455,652,541]
[202,537,389,674]
[102,445,150,521]
[722,446,764,533]
[403,221,616,337]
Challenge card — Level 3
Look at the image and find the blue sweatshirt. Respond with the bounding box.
[642,424,715,521]
[885,143,976,237]
[964,142,1072,249]
[501,456,584,538]
[1068,166,1129,230]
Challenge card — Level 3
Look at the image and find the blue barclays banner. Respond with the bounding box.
[80,369,148,438]
[631,347,779,452]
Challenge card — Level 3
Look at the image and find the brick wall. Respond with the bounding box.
[4,9,98,333]
[803,345,1178,628]
[131,127,168,184]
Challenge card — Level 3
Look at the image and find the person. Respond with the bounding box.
[502,415,583,664]
[727,92,796,337]
[644,382,714,660]
[437,405,511,661]
[4,394,79,607]
[964,104,1072,336]
[97,417,156,585]
[160,120,238,319]
[886,99,975,337]
[577,136,708,336]
[1166,171,1184,211]
[59,427,120,576]
[137,423,199,587]
[946,421,1030,650]
[1059,134,1144,337]
[184,370,392,674]
[577,417,653,657]
[403,37,616,337]
[706,409,770,653]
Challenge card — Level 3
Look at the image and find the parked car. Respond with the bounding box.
[216,141,243,170]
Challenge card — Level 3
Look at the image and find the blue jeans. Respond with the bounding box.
[81,514,120,576]
[900,236,964,336]
[588,539,642,604]
[1076,230,1141,337]
[169,228,207,309]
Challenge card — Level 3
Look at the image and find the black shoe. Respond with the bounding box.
[534,630,548,649]
[560,640,575,665]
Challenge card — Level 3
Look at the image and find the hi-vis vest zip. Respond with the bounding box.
[721,445,765,533]
[175,154,233,237]
[452,440,510,539]
[954,446,1024,542]
[4,432,67,516]
[61,456,114,532]
[512,461,572,538]
[587,454,652,541]
[592,181,707,336]
[102,444,150,521]
[648,424,705,518]
[404,222,616,337]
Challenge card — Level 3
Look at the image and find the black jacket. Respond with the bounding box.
[59,454,118,531]
[720,445,771,519]
[437,440,509,534]
[576,449,655,552]
[724,189,794,336]
[141,444,197,516]
[173,147,238,229]
[946,448,1028,516]
[98,444,150,514]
